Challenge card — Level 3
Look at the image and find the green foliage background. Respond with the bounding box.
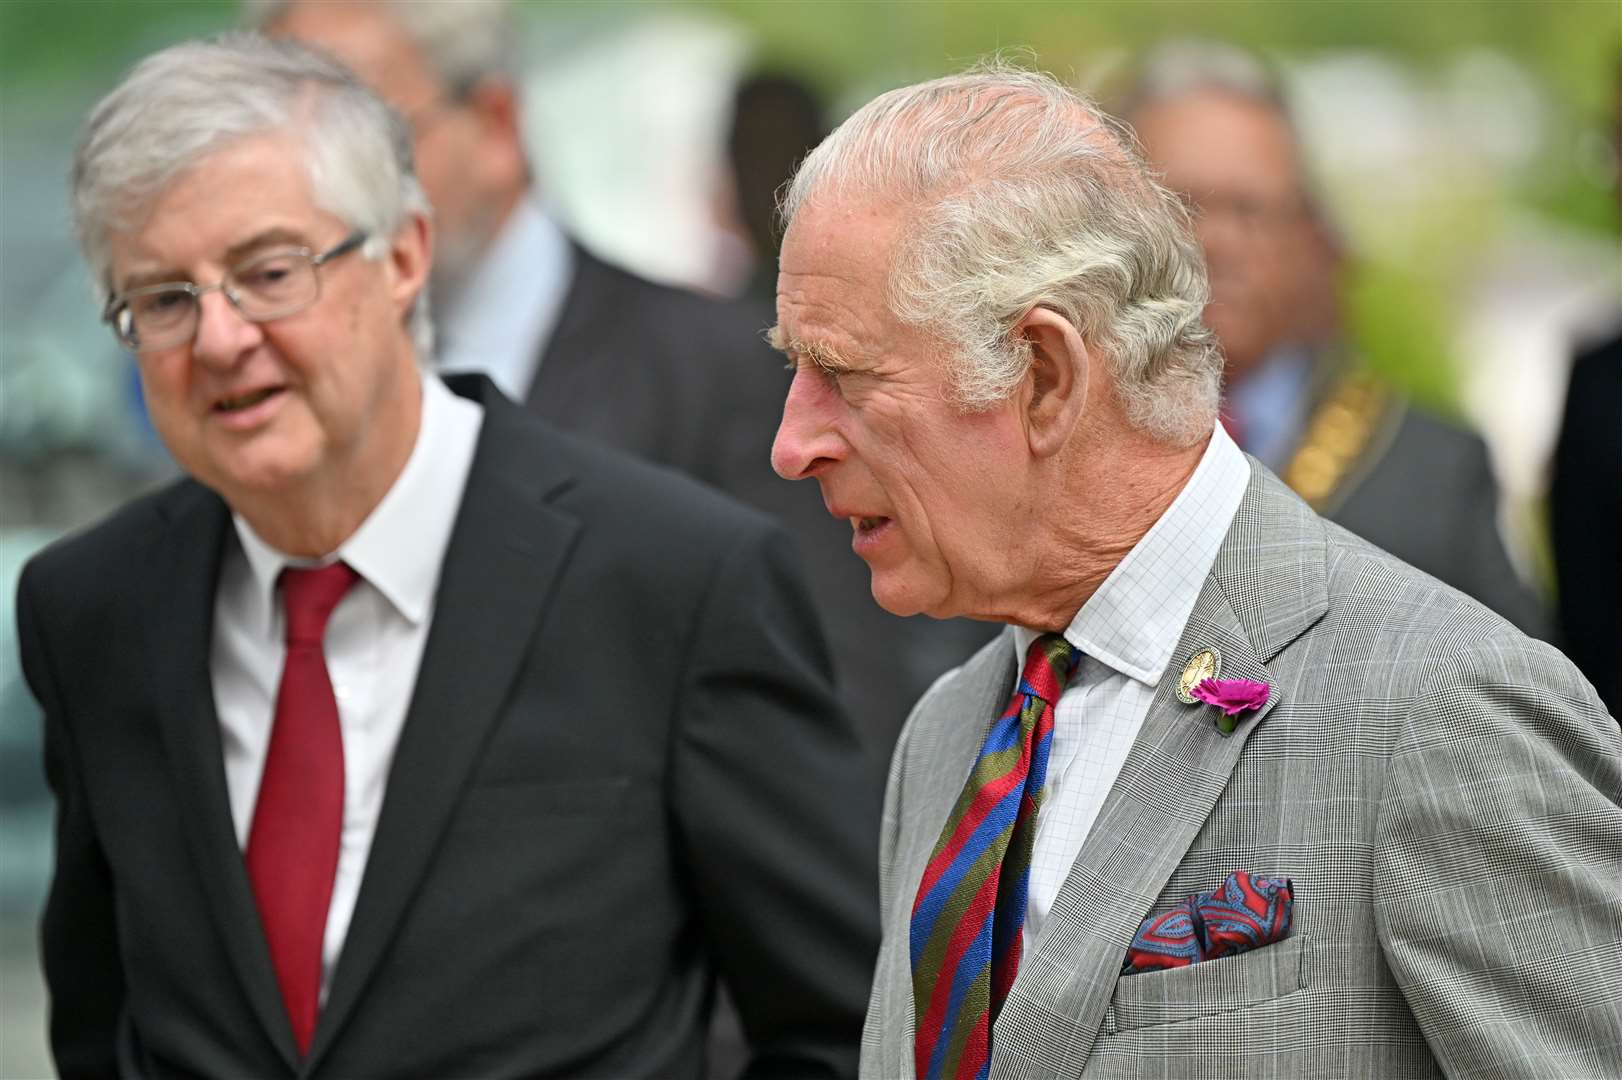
[4,0,1618,412]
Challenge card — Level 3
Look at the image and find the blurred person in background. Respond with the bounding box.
[249,0,789,461]
[1550,55,1622,718]
[20,32,877,1077]
[724,70,830,304]
[253,0,995,783]
[1126,40,1549,637]
[768,59,1622,1079]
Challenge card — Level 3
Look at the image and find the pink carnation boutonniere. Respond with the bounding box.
[1190,677,1270,735]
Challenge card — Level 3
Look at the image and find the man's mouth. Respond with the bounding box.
[214,387,282,413]
[852,516,889,534]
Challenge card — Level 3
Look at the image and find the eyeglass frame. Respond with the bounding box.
[102,228,369,352]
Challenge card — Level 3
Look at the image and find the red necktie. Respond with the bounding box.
[246,562,358,1056]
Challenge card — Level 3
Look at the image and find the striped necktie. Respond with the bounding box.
[910,633,1079,1080]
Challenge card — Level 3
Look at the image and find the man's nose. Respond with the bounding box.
[772,367,845,481]
[191,289,265,369]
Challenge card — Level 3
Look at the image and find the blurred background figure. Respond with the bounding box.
[722,70,830,303]
[1550,57,1622,717]
[1125,40,1549,636]
[251,0,993,758]
[250,0,781,436]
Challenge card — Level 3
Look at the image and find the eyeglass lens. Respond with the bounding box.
[117,247,323,350]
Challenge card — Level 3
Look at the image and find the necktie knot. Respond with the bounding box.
[1020,632,1079,707]
[279,563,359,647]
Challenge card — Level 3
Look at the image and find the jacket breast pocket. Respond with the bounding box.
[1104,934,1311,1033]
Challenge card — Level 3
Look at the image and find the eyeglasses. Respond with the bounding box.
[103,230,368,352]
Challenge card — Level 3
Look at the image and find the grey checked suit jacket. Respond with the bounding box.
[863,464,1622,1079]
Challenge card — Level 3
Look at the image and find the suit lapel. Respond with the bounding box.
[308,381,582,1066]
[990,467,1329,1080]
[526,243,605,424]
[146,485,299,1070]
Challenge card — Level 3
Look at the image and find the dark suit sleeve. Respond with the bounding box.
[669,523,880,1080]
[16,561,127,1078]
[1443,435,1550,641]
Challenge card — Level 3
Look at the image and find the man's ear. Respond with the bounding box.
[1015,305,1090,458]
[387,211,432,319]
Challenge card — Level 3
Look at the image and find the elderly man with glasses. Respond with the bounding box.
[252,0,1000,788]
[18,32,877,1078]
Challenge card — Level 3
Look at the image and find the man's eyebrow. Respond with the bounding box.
[116,227,314,294]
[224,226,311,263]
[766,325,859,373]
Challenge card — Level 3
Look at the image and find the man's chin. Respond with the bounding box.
[868,573,949,621]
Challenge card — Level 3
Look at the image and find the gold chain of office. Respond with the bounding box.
[1281,371,1394,511]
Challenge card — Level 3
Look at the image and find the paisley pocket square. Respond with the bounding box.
[1122,871,1293,975]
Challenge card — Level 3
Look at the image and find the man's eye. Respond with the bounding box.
[132,290,189,316]
[238,260,296,289]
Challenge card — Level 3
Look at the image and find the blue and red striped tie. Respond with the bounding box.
[910,633,1079,1080]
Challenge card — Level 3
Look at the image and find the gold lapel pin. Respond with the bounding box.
[1175,648,1222,704]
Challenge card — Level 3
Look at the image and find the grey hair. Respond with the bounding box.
[244,0,518,97]
[782,60,1221,446]
[72,31,435,357]
[1118,39,1289,120]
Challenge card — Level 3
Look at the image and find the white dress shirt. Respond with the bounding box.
[1013,423,1250,947]
[436,195,574,400]
[211,374,483,997]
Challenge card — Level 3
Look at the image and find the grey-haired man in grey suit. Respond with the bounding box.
[768,61,1622,1080]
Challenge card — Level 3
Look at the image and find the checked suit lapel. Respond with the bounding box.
[989,467,1329,1080]
[869,634,1022,1079]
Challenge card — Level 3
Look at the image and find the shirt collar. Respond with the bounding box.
[1014,423,1251,687]
[437,195,573,399]
[232,373,485,637]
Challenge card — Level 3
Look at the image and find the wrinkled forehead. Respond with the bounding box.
[105,131,330,286]
[776,195,903,325]
[780,192,902,271]
[84,89,328,276]
[770,192,964,390]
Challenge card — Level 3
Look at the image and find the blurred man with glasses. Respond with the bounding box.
[1126,41,1547,636]
[18,32,877,1077]
[249,0,998,845]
